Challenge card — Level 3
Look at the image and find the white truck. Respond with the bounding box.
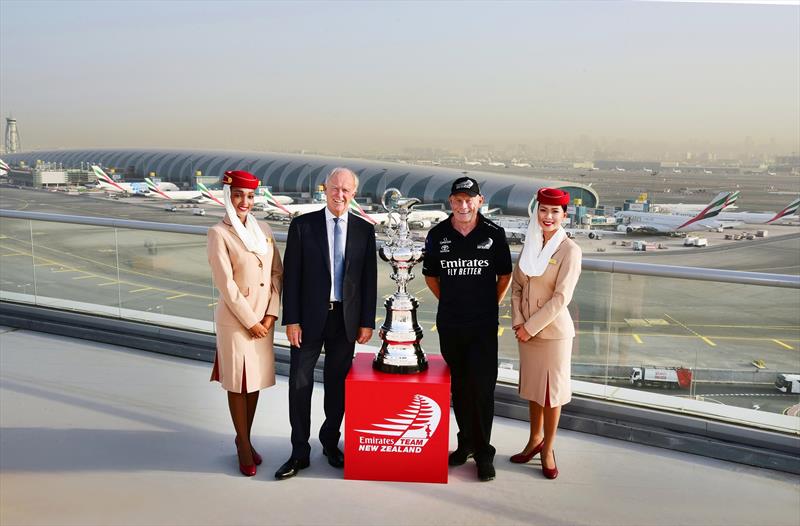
[775,373,800,394]
[630,367,692,389]
[684,237,708,247]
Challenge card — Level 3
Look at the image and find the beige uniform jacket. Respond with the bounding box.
[511,236,582,339]
[207,217,283,393]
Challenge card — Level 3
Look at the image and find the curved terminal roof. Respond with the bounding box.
[3,148,598,215]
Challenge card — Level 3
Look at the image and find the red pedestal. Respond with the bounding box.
[344,353,450,484]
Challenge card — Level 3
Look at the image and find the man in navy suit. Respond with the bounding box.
[275,167,377,480]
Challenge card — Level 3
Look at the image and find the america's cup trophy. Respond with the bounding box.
[373,188,428,373]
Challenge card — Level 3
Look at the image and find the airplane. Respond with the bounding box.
[349,201,448,230]
[615,166,626,172]
[487,156,506,168]
[655,191,740,214]
[616,192,734,233]
[144,177,202,201]
[703,169,713,174]
[91,165,148,194]
[767,171,777,176]
[261,201,327,218]
[463,158,482,166]
[714,197,800,225]
[0,158,9,175]
[642,168,654,174]
[672,168,682,174]
[511,159,531,168]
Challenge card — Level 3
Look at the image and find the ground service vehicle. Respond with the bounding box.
[630,367,692,389]
[775,373,800,394]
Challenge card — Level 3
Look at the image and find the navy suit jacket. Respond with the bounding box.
[281,209,378,343]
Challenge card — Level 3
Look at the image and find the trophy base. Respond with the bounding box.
[372,356,428,375]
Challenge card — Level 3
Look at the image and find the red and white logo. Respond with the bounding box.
[355,394,441,453]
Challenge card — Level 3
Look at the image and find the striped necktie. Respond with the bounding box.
[333,217,344,301]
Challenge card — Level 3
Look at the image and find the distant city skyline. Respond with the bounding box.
[1,1,798,157]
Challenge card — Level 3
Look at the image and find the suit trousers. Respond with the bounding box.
[438,325,498,462]
[288,303,355,460]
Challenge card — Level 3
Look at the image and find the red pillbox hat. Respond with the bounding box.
[536,187,570,206]
[222,170,260,189]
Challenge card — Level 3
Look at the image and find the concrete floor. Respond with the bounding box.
[1,326,798,526]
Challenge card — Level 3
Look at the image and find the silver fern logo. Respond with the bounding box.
[355,394,442,453]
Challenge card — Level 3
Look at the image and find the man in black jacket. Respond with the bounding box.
[275,167,377,480]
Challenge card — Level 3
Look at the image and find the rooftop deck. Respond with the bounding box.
[1,326,798,526]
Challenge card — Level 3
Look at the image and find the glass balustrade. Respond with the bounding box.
[0,216,797,433]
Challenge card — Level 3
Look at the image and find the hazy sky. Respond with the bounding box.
[1,1,798,155]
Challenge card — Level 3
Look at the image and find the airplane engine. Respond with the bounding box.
[617,225,633,233]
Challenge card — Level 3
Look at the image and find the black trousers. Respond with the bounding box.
[438,324,498,463]
[288,303,355,460]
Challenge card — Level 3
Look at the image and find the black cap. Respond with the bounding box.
[450,176,480,197]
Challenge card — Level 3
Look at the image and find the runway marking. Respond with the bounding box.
[165,293,188,300]
[33,263,55,267]
[632,334,643,344]
[129,287,153,293]
[0,253,27,257]
[664,313,716,347]
[772,339,795,350]
[375,317,383,323]
[497,327,504,337]
[207,302,218,307]
[0,238,212,301]
[414,287,428,296]
[431,324,437,332]
[52,268,77,273]
[0,234,206,288]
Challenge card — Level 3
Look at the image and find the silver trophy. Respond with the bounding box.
[373,188,428,373]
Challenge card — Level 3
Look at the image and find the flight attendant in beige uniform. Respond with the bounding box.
[510,188,581,480]
[208,170,283,477]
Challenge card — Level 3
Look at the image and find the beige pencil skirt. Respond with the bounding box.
[518,337,573,408]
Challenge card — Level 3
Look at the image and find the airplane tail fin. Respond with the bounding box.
[144,177,170,199]
[348,200,377,224]
[197,182,225,206]
[0,158,9,172]
[767,197,800,224]
[676,191,731,230]
[92,165,126,192]
[257,186,293,216]
[723,190,740,209]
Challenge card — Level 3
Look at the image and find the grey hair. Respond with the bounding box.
[326,167,359,190]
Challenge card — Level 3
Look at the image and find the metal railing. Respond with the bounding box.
[1,209,798,442]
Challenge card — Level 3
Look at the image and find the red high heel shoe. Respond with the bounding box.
[239,462,257,477]
[509,441,544,464]
[235,436,262,466]
[542,450,558,480]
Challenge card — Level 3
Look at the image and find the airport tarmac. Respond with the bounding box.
[1,187,798,416]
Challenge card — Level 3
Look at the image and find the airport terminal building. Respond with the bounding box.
[3,148,598,215]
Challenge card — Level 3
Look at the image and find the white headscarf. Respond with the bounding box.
[223,185,269,255]
[518,201,567,277]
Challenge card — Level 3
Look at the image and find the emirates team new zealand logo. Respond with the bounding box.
[355,394,442,453]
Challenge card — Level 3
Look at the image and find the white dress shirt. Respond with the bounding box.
[324,207,348,301]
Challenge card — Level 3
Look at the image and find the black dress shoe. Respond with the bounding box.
[477,460,496,482]
[274,457,310,480]
[322,446,345,468]
[448,447,474,466]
